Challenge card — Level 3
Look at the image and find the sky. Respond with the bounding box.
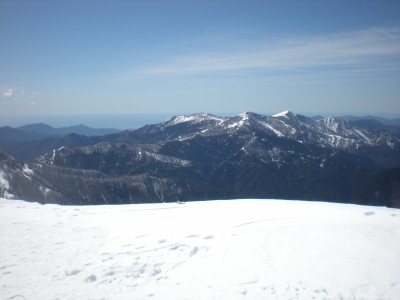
[1,0,400,121]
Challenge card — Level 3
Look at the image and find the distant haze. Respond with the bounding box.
[0,113,174,130]
[1,111,400,130]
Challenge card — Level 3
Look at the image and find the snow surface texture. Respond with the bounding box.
[1,198,399,300]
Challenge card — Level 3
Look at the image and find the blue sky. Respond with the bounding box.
[1,0,400,119]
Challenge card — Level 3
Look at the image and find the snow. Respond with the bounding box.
[273,110,292,118]
[0,171,14,199]
[225,113,250,129]
[323,117,339,133]
[22,164,34,179]
[354,129,372,145]
[227,120,245,129]
[0,171,10,190]
[23,164,33,175]
[169,115,199,125]
[262,123,284,137]
[51,149,56,164]
[323,133,355,149]
[387,141,395,149]
[146,151,191,167]
[0,198,399,300]
[166,113,225,126]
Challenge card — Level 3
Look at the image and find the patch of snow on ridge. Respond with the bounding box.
[227,120,245,129]
[146,151,191,167]
[168,115,198,125]
[166,113,225,126]
[22,164,33,176]
[51,149,56,164]
[261,123,284,137]
[387,141,395,149]
[0,171,10,190]
[323,116,339,133]
[226,113,250,129]
[1,198,399,300]
[238,112,250,119]
[354,129,372,145]
[0,172,14,198]
[21,164,34,180]
[323,133,355,149]
[273,110,293,118]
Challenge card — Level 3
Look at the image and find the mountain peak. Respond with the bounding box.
[165,113,224,126]
[272,110,294,118]
[18,123,55,131]
[238,112,251,119]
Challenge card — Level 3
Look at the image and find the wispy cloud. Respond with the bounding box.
[1,87,39,104]
[121,27,400,79]
[2,88,14,98]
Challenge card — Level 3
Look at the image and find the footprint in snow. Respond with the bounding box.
[65,269,81,276]
[85,274,97,282]
[185,234,199,238]
[364,211,375,216]
[239,279,258,286]
[190,246,198,256]
[8,295,25,300]
[104,271,115,277]
[169,244,184,251]
[239,289,248,295]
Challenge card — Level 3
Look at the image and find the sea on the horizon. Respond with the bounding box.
[2,112,399,130]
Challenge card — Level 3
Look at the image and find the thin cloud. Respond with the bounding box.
[0,87,39,103]
[2,88,14,98]
[121,26,400,79]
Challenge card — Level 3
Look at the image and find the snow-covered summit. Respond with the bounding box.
[273,110,294,118]
[122,111,399,151]
[165,113,225,126]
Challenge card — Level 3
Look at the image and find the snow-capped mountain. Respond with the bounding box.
[130,110,399,150]
[1,111,399,206]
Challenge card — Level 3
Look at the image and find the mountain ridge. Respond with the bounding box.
[1,111,399,207]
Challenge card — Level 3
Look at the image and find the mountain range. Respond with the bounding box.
[0,111,399,207]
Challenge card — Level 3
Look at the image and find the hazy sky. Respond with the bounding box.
[1,0,400,118]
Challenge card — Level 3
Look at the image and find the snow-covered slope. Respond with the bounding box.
[129,111,400,151]
[1,198,399,300]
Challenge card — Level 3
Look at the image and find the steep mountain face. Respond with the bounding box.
[1,111,400,206]
[0,150,188,204]
[37,142,192,177]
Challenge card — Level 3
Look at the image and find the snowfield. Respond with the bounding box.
[1,198,399,300]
